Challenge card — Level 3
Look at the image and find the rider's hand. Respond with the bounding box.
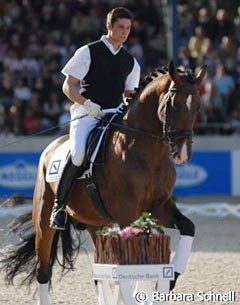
[83,99,105,117]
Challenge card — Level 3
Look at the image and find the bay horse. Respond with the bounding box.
[0,61,206,304]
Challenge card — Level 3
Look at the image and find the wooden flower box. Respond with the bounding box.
[94,232,171,265]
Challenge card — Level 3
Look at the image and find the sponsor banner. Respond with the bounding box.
[0,153,40,197]
[92,264,174,281]
[174,151,231,196]
[0,151,238,197]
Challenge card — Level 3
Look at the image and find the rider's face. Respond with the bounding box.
[107,18,132,44]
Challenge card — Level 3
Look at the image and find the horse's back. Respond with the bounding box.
[41,135,69,168]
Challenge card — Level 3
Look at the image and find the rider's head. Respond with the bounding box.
[106,7,133,44]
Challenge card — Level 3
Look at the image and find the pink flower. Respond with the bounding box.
[131,228,144,235]
[119,226,133,238]
[118,226,144,238]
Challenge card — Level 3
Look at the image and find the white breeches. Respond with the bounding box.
[69,103,120,166]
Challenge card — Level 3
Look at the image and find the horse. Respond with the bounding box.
[0,61,206,305]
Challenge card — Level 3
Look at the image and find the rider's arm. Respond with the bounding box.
[62,75,86,105]
[62,75,104,117]
[61,46,104,117]
[123,58,141,99]
[61,45,91,105]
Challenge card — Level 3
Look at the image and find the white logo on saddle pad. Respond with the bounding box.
[46,140,70,183]
[49,160,61,175]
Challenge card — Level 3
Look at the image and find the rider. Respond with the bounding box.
[50,7,141,230]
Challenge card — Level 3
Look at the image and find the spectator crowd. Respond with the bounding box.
[0,0,240,137]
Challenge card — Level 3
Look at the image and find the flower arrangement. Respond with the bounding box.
[94,213,171,265]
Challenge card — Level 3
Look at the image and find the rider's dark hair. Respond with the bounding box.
[107,7,133,25]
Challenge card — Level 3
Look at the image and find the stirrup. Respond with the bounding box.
[50,209,67,230]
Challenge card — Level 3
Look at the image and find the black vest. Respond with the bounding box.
[82,40,134,108]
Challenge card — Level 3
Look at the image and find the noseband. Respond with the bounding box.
[163,87,197,145]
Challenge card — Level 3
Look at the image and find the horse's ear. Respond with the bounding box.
[168,60,181,84]
[195,65,207,85]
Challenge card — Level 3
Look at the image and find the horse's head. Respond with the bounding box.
[158,61,206,164]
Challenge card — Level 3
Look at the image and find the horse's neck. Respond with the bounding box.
[109,75,171,166]
[111,84,168,164]
[126,98,159,132]
[124,77,169,137]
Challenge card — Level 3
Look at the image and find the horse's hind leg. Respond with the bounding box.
[152,198,195,290]
[36,231,55,305]
[33,178,56,305]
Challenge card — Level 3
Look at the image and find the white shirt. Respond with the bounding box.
[62,36,141,91]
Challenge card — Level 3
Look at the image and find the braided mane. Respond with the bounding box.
[125,65,196,104]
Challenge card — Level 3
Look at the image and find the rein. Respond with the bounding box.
[99,117,164,141]
[0,112,164,151]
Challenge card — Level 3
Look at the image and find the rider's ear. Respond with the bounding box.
[106,21,112,31]
[168,60,181,85]
[195,65,207,85]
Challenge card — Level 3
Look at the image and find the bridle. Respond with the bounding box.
[98,86,199,143]
[162,86,198,145]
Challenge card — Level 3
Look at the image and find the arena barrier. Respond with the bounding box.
[1,202,240,218]
[177,202,240,217]
[92,263,174,305]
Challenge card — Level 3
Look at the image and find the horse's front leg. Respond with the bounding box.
[169,205,195,290]
[152,198,195,290]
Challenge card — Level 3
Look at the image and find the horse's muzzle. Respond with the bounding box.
[170,138,192,165]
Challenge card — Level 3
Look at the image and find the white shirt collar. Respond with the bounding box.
[101,35,122,55]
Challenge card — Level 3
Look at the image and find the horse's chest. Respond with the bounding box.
[150,166,176,195]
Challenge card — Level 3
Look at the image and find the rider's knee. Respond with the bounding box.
[71,152,84,167]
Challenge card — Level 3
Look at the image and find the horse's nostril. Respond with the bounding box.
[172,152,180,160]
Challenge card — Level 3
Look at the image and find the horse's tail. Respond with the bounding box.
[0,212,36,285]
[0,212,82,286]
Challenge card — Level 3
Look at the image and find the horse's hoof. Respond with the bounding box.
[170,272,180,291]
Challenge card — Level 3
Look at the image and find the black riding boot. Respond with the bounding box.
[50,157,80,230]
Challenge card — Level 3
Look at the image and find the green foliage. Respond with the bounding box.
[131,212,162,233]
[95,212,163,237]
